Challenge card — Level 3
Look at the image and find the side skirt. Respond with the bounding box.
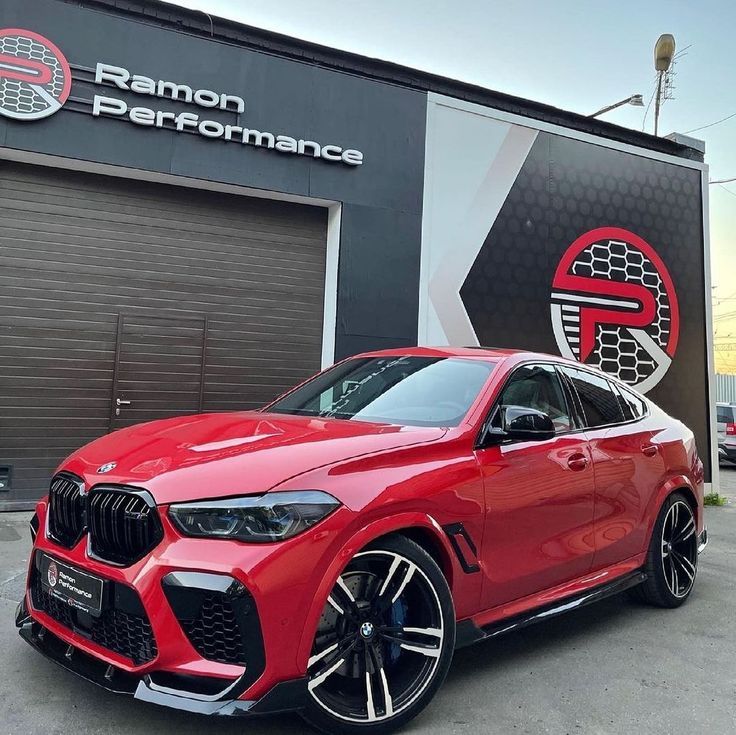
[455,569,647,649]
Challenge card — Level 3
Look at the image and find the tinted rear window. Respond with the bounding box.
[619,386,648,420]
[562,367,625,428]
[717,406,736,423]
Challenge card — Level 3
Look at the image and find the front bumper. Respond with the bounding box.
[16,596,307,716]
[17,499,355,717]
[718,443,736,463]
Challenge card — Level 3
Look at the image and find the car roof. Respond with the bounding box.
[351,345,572,362]
[343,346,652,398]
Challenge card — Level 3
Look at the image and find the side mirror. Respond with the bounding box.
[483,405,555,445]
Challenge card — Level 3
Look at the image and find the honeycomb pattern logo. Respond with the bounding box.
[551,226,680,393]
[0,28,71,121]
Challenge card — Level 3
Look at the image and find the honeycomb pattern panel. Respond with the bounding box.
[30,572,157,666]
[0,32,68,117]
[459,129,709,472]
[566,236,673,386]
[183,593,248,666]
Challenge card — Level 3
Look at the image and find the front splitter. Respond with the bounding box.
[16,599,307,717]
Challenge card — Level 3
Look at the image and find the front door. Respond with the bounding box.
[109,313,207,430]
[475,363,596,610]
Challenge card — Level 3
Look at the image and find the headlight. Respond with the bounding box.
[168,491,341,543]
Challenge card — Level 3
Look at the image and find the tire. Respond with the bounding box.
[631,492,698,608]
[301,534,455,735]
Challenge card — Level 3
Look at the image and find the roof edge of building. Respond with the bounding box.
[61,0,704,163]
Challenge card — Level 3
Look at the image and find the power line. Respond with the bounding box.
[641,75,659,133]
[710,177,736,185]
[685,110,736,134]
[716,184,736,199]
[713,311,736,322]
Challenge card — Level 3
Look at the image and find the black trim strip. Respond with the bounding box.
[16,605,306,716]
[442,523,480,574]
[454,569,647,649]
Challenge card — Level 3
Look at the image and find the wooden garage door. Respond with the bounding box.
[0,161,328,508]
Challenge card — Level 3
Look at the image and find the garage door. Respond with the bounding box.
[0,161,328,508]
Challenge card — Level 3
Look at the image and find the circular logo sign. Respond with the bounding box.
[97,462,116,474]
[47,561,58,588]
[550,227,679,393]
[0,28,71,121]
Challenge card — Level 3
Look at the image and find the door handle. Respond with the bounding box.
[116,398,131,406]
[641,444,659,457]
[567,453,589,471]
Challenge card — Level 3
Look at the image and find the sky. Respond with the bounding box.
[164,0,736,372]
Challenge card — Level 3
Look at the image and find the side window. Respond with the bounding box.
[619,387,647,420]
[609,382,633,421]
[497,364,571,433]
[561,368,625,428]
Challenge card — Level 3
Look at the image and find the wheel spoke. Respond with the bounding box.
[374,555,418,614]
[673,551,695,583]
[673,515,695,545]
[670,556,679,594]
[380,625,444,658]
[379,668,394,717]
[390,562,416,603]
[401,626,443,638]
[308,642,339,669]
[381,630,442,657]
[398,641,442,659]
[309,637,359,684]
[308,657,346,691]
[337,576,356,603]
[365,672,376,721]
[377,556,402,598]
[327,595,344,616]
[330,576,361,622]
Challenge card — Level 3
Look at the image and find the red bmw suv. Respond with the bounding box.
[17,347,707,734]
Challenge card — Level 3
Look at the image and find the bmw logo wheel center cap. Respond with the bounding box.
[360,622,375,640]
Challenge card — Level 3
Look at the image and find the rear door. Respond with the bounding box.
[476,363,596,609]
[560,367,666,569]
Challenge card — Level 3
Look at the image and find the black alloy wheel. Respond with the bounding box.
[302,535,455,734]
[632,492,698,607]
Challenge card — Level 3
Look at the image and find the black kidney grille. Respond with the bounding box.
[48,474,86,548]
[30,566,157,666]
[88,488,163,566]
[182,593,248,666]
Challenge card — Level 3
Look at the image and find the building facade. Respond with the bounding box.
[0,0,713,508]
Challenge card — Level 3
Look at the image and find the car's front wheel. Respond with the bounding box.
[302,535,455,735]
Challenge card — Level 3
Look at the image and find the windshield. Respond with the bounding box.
[266,356,496,427]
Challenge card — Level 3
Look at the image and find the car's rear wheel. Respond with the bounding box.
[632,492,698,607]
[302,535,455,735]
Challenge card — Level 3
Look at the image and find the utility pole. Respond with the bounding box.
[653,34,675,136]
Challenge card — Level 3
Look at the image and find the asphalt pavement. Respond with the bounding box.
[1,470,735,734]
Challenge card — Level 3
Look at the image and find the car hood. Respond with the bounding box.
[62,411,447,505]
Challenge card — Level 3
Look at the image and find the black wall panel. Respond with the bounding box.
[461,132,709,476]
